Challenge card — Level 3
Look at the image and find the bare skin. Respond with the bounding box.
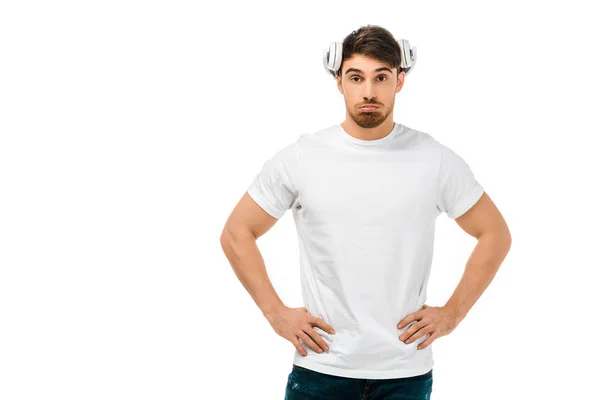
[220,192,337,357]
[397,192,511,350]
[398,305,460,350]
[265,305,336,356]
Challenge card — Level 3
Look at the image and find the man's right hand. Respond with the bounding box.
[265,306,335,356]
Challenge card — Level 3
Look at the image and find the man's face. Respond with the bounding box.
[336,54,405,129]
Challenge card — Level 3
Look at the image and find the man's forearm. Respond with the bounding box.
[444,230,511,322]
[220,228,285,317]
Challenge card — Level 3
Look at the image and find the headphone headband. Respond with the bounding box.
[322,39,417,78]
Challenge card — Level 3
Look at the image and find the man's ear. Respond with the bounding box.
[336,75,343,94]
[396,70,405,93]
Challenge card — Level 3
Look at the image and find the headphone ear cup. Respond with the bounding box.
[322,47,335,78]
[398,39,417,76]
[323,41,343,78]
[331,41,343,76]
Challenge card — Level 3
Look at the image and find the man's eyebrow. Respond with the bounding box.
[344,67,393,75]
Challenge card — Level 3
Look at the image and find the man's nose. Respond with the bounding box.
[363,95,376,104]
[362,81,375,100]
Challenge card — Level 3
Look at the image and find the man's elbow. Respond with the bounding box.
[220,224,256,251]
[220,229,228,250]
[490,225,512,255]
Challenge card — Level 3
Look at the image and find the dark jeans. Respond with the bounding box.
[285,365,433,400]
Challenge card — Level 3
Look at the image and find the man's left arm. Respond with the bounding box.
[397,191,511,348]
[444,191,512,323]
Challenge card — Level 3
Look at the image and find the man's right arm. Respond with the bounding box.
[221,190,336,356]
[219,191,286,318]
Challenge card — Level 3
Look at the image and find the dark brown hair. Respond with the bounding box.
[336,25,402,78]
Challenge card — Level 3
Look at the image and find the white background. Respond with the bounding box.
[1,1,598,399]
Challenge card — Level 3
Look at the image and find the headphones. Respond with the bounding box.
[322,39,417,79]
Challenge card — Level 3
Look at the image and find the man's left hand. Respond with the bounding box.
[397,305,461,350]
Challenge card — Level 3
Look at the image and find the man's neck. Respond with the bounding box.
[340,119,396,141]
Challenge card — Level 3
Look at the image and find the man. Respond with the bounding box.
[220,25,511,399]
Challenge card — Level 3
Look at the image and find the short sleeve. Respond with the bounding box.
[436,143,485,219]
[246,142,300,219]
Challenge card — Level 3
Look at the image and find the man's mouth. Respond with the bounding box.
[360,106,379,112]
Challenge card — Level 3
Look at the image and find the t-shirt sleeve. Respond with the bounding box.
[246,142,300,219]
[436,143,485,219]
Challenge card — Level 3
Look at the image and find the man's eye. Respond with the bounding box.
[350,75,387,82]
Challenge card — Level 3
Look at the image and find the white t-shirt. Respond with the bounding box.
[246,122,484,379]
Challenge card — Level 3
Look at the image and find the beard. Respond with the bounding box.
[348,104,391,129]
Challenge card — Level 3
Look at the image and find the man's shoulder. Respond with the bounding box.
[399,124,443,154]
[403,124,438,142]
